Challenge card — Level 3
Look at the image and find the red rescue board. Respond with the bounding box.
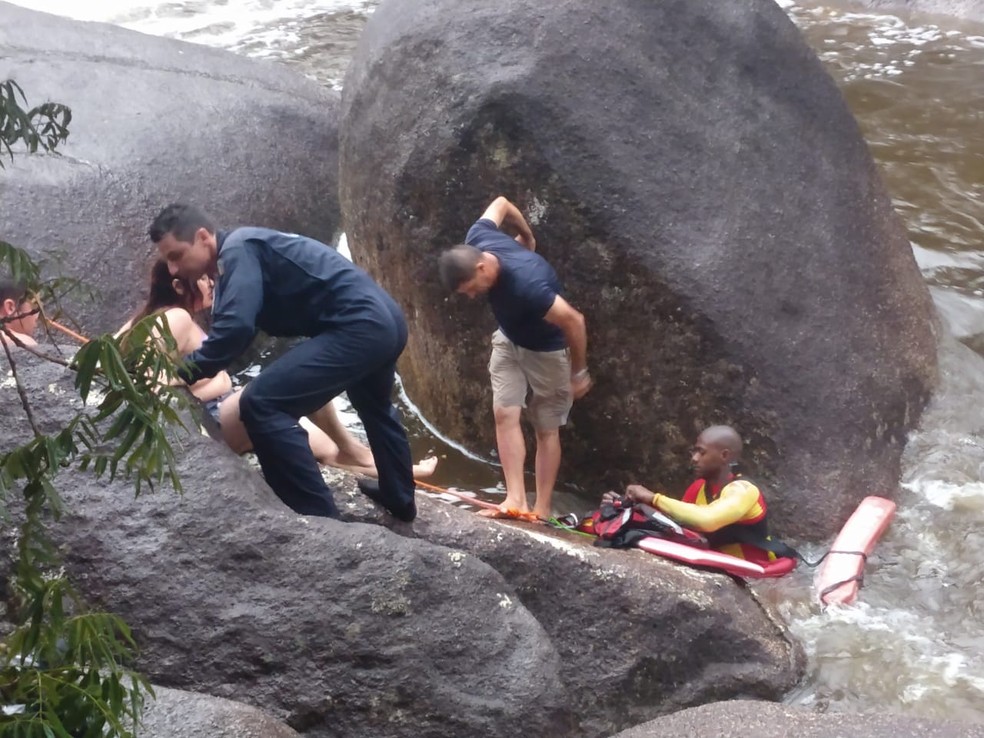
[815,496,896,607]
[636,537,797,579]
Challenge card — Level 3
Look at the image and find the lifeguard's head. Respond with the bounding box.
[691,425,743,480]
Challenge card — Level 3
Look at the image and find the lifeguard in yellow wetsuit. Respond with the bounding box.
[612,425,779,565]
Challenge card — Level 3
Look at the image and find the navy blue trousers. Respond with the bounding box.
[238,302,414,519]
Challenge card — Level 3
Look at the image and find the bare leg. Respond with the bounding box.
[306,401,374,468]
[302,416,437,478]
[307,401,438,477]
[221,391,344,464]
[218,390,252,454]
[299,417,344,466]
[493,405,529,512]
[220,390,438,478]
[532,427,561,520]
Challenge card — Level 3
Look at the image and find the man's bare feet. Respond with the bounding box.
[475,493,530,517]
[412,455,439,478]
[497,497,529,514]
[477,507,540,522]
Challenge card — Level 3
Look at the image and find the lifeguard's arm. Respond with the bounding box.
[543,295,587,373]
[653,481,760,533]
[480,196,536,251]
[179,243,262,383]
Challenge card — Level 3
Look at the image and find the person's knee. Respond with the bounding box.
[534,426,561,443]
[493,405,522,426]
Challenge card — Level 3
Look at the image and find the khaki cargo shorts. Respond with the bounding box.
[488,329,573,430]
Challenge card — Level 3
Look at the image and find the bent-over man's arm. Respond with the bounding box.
[544,295,591,399]
[480,196,536,251]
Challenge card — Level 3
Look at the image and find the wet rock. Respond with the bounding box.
[339,0,939,540]
[0,352,570,738]
[344,496,804,737]
[141,686,300,738]
[0,1,339,335]
[608,700,984,737]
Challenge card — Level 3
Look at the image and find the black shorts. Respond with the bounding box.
[202,391,233,427]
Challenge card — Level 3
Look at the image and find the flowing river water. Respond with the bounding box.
[9,0,984,725]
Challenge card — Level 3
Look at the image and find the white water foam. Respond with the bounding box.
[906,478,984,511]
[9,0,365,42]
[782,3,983,83]
[785,600,984,715]
[8,0,372,80]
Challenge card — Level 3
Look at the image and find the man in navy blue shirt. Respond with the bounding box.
[438,196,591,520]
[150,203,416,522]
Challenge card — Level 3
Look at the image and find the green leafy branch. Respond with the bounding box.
[0,236,194,737]
[0,80,71,168]
[0,240,94,348]
[0,580,152,738]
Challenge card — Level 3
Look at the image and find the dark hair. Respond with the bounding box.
[438,245,482,291]
[0,279,28,305]
[148,203,215,244]
[129,260,200,325]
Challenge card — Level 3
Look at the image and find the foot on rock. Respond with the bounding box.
[357,478,417,522]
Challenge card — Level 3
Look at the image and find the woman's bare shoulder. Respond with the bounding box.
[160,307,193,323]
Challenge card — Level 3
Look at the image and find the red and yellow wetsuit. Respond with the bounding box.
[653,475,774,564]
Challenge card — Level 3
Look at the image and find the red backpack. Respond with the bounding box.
[577,498,709,550]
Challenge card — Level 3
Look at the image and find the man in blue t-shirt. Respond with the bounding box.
[438,196,591,520]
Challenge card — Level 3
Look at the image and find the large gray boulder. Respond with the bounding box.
[609,700,984,737]
[0,347,805,738]
[0,1,339,335]
[141,686,300,738]
[0,351,569,738]
[356,498,805,737]
[339,0,939,540]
